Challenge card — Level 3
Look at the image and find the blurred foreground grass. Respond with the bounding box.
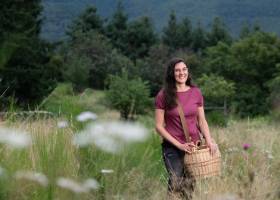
[0,85,279,199]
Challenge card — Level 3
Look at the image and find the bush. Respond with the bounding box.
[106,70,151,120]
[206,110,228,127]
[63,54,91,92]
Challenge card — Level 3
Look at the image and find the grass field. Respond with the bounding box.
[0,86,279,200]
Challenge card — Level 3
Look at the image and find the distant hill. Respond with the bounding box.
[41,0,280,41]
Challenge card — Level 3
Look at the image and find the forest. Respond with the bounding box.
[0,1,279,199]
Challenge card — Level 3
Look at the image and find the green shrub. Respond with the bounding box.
[106,70,151,120]
[206,110,228,127]
[63,55,91,92]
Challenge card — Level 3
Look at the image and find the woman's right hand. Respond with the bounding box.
[176,142,195,154]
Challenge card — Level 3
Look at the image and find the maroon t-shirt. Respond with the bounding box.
[155,86,204,144]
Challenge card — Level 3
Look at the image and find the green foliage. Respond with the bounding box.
[105,1,128,54]
[266,64,280,120]
[40,83,83,117]
[177,17,193,48]
[196,74,234,125]
[206,110,228,127]
[136,43,170,95]
[41,83,102,118]
[0,0,42,39]
[67,6,104,40]
[196,74,235,99]
[207,17,232,46]
[124,17,158,61]
[162,11,181,50]
[191,21,207,52]
[204,32,280,116]
[63,54,91,92]
[0,38,57,108]
[105,5,157,61]
[64,30,133,89]
[106,70,151,120]
[239,23,251,39]
[0,0,58,109]
[162,14,193,50]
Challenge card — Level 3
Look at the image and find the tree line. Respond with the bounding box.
[0,0,280,119]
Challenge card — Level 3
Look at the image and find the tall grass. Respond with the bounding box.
[0,116,279,199]
[0,86,279,199]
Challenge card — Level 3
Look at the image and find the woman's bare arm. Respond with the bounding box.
[155,109,194,153]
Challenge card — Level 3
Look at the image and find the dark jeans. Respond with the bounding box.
[162,140,195,200]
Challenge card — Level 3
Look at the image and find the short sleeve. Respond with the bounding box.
[196,88,204,107]
[155,90,165,109]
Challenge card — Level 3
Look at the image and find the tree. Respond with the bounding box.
[65,30,134,89]
[124,16,158,61]
[0,0,42,40]
[162,11,181,50]
[106,70,151,120]
[196,74,235,126]
[137,43,170,95]
[191,21,207,52]
[203,32,280,116]
[0,0,58,108]
[239,22,251,39]
[67,6,104,40]
[63,54,91,92]
[196,73,235,105]
[105,1,128,53]
[266,64,280,109]
[177,17,193,48]
[207,17,232,47]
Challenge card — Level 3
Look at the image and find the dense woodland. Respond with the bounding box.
[1,0,280,119]
[42,0,280,41]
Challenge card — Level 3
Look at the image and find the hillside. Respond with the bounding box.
[41,0,280,41]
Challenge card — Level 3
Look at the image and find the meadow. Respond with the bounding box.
[0,86,279,200]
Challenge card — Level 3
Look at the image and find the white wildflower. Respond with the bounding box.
[265,150,274,160]
[101,169,114,174]
[76,111,97,122]
[0,128,31,148]
[57,120,68,128]
[57,177,100,193]
[15,171,48,187]
[73,121,148,153]
[57,177,87,193]
[267,154,274,160]
[93,136,120,153]
[83,178,100,190]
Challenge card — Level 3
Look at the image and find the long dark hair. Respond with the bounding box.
[163,57,193,109]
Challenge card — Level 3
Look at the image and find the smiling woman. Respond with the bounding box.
[154,57,218,199]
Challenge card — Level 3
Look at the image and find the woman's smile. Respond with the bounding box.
[174,62,188,83]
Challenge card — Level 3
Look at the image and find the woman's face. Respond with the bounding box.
[174,62,188,84]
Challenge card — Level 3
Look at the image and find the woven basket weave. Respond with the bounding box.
[184,145,221,179]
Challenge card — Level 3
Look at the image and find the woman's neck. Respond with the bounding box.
[176,84,190,92]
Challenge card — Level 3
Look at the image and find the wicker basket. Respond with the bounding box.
[184,145,221,179]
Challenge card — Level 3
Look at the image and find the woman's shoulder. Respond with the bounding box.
[190,85,200,91]
[190,85,202,95]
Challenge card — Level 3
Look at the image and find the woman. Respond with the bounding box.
[155,58,217,199]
